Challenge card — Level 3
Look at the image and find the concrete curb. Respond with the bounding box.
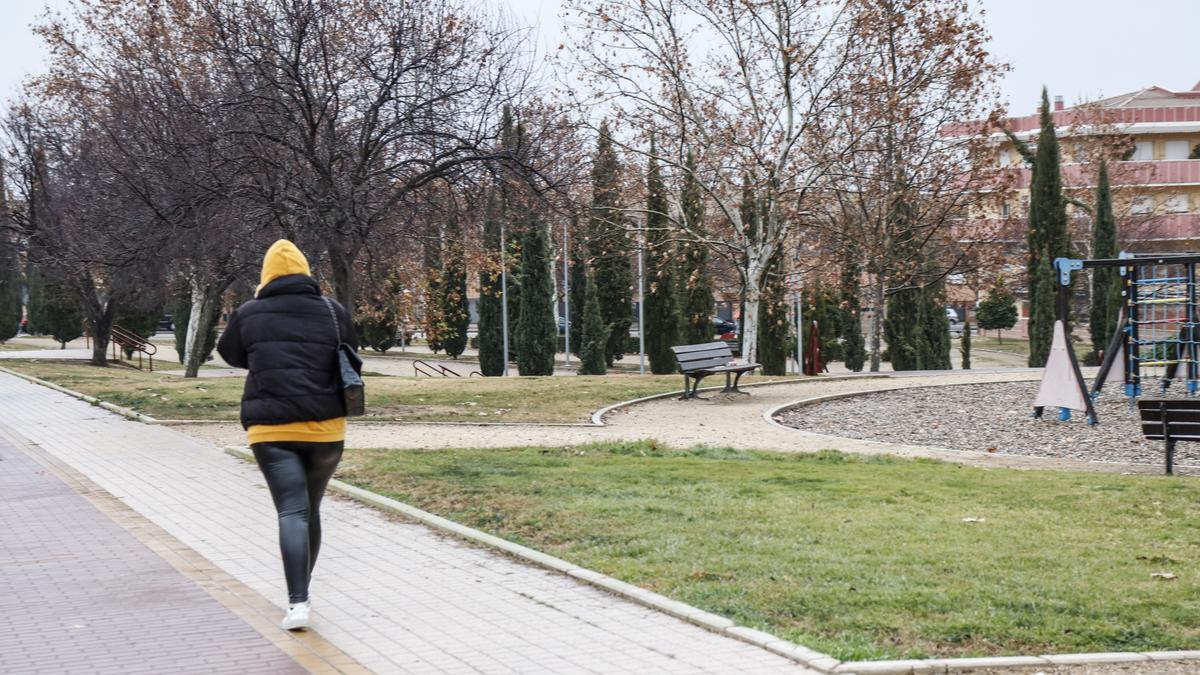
[222,445,844,673]
[589,373,891,426]
[0,365,159,424]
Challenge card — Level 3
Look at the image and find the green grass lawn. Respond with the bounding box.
[0,359,792,423]
[338,441,1200,661]
[970,334,1030,356]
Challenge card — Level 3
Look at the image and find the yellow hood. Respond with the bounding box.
[259,240,311,292]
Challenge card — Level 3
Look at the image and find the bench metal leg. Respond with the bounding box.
[680,374,709,400]
[721,370,751,395]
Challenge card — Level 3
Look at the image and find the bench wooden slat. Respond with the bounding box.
[1138,409,1200,423]
[677,356,734,372]
[671,342,730,355]
[1143,422,1200,436]
[1137,398,1200,411]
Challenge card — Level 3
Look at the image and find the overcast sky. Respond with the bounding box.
[1,0,1197,116]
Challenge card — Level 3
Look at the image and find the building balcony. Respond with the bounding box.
[951,213,1200,243]
[991,160,1200,190]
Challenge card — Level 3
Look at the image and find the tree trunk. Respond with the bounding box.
[328,240,357,309]
[86,300,115,367]
[183,275,205,372]
[741,277,762,365]
[869,276,885,372]
[183,289,221,378]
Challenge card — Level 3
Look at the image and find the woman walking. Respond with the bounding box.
[218,240,358,631]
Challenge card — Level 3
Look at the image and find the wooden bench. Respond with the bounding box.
[1137,398,1200,475]
[670,342,761,400]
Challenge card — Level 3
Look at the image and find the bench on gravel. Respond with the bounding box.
[670,342,761,400]
[1137,398,1200,475]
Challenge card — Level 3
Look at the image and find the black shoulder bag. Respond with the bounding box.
[321,296,365,417]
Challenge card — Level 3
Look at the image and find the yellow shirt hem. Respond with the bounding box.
[247,417,346,445]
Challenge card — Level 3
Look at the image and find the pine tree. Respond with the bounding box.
[516,222,557,376]
[568,247,586,355]
[589,120,632,365]
[477,192,505,376]
[757,253,789,375]
[643,140,679,374]
[679,150,713,345]
[27,267,83,348]
[960,322,972,370]
[840,259,866,372]
[803,284,844,364]
[441,214,470,358]
[0,238,20,343]
[976,280,1019,343]
[578,271,607,375]
[1089,160,1121,355]
[1026,87,1070,367]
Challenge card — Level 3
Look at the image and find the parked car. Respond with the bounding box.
[557,316,571,335]
[712,317,737,338]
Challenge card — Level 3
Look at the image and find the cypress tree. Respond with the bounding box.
[589,120,632,366]
[643,140,679,374]
[441,214,470,358]
[840,259,866,372]
[516,222,557,376]
[679,150,713,345]
[27,268,83,348]
[478,192,505,375]
[1027,87,1070,367]
[1089,159,1121,355]
[885,284,949,371]
[960,322,972,370]
[923,283,952,370]
[0,238,20,343]
[757,252,789,375]
[578,271,607,375]
[568,247,586,355]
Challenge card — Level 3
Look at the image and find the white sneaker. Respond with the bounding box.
[281,601,311,631]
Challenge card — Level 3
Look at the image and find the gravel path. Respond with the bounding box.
[775,380,1200,468]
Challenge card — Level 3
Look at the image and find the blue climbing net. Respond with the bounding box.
[1125,256,1199,397]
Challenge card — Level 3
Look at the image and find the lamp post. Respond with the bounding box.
[636,227,646,374]
[500,220,510,376]
[563,220,570,367]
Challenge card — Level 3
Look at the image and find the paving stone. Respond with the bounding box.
[0,436,302,675]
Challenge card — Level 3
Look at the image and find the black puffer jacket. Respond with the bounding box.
[217,274,357,428]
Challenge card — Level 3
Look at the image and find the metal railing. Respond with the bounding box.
[413,359,460,377]
[111,325,158,371]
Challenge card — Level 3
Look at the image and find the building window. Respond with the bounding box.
[1165,194,1189,213]
[1130,195,1154,215]
[1073,143,1087,163]
[1131,141,1154,161]
[1000,201,1010,218]
[998,148,1010,167]
[1165,140,1190,160]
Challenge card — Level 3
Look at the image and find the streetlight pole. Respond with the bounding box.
[563,220,570,367]
[500,220,510,377]
[637,227,646,375]
[795,292,803,375]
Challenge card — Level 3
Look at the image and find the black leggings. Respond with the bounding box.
[252,441,344,603]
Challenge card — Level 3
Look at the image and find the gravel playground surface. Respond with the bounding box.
[775,380,1200,469]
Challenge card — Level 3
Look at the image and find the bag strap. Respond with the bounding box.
[320,296,342,345]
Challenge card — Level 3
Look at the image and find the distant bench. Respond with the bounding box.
[1137,398,1200,475]
[670,342,761,400]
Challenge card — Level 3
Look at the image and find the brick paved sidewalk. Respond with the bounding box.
[0,435,303,675]
[0,371,810,674]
